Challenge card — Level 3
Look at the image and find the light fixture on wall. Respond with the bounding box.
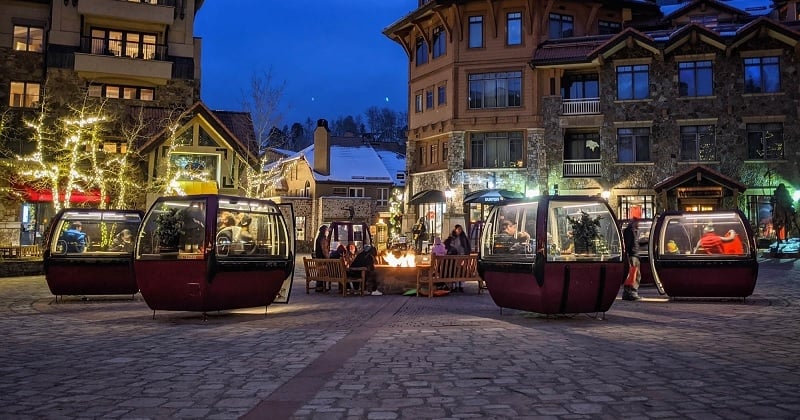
[601,190,611,201]
[444,187,454,200]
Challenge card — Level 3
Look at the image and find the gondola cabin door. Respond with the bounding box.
[478,196,624,314]
[44,209,143,297]
[134,195,294,312]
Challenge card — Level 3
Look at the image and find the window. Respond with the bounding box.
[744,57,780,94]
[470,132,524,168]
[616,64,649,100]
[348,187,364,198]
[549,13,573,39]
[88,84,155,101]
[169,153,220,182]
[469,16,483,48]
[747,123,783,160]
[598,20,621,35]
[90,28,157,59]
[415,37,428,66]
[437,85,446,105]
[333,187,347,196]
[425,90,433,109]
[430,144,438,164]
[13,25,43,52]
[415,93,423,113]
[679,61,713,97]
[680,125,716,161]
[303,181,311,197]
[432,26,446,58]
[468,72,522,109]
[442,141,448,162]
[617,128,650,163]
[507,12,522,45]
[418,147,425,167]
[561,74,599,99]
[565,132,601,160]
[377,188,389,207]
[9,82,40,108]
[102,142,128,154]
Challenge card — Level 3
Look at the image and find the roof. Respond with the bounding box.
[661,0,773,19]
[293,136,406,186]
[652,164,747,192]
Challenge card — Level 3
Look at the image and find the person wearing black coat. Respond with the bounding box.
[313,225,329,291]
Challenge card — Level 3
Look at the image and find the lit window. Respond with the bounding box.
[680,125,716,161]
[747,123,783,160]
[470,132,524,168]
[9,81,40,108]
[89,28,158,60]
[13,25,43,52]
[415,93,423,113]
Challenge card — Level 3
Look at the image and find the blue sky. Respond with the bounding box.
[195,0,416,127]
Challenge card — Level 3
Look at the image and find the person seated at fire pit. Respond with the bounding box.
[430,236,447,256]
[348,245,382,295]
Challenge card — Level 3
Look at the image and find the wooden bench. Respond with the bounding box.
[302,257,365,296]
[416,254,485,298]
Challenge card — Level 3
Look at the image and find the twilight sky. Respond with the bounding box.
[195,0,417,127]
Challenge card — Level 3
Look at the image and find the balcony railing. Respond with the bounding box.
[561,98,600,115]
[80,36,167,61]
[563,159,601,177]
[120,0,176,6]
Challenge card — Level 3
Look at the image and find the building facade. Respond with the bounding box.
[0,0,258,248]
[385,0,800,242]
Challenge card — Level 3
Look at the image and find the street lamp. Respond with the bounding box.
[601,190,611,201]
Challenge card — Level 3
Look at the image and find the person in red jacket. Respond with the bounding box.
[721,229,745,255]
[694,223,724,254]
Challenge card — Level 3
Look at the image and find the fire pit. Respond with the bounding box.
[374,249,429,294]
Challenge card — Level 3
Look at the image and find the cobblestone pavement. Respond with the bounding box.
[1,257,799,419]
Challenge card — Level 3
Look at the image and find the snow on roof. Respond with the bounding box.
[375,149,407,187]
[301,143,402,184]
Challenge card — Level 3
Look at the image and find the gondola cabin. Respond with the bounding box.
[649,211,758,298]
[43,209,143,297]
[325,221,372,253]
[134,195,295,313]
[478,196,624,314]
[619,219,654,286]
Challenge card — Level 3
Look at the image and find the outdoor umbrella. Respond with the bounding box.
[463,189,523,204]
[408,189,446,205]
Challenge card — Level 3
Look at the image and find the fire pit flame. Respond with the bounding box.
[382,249,417,267]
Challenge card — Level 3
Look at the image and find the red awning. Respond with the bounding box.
[14,184,108,204]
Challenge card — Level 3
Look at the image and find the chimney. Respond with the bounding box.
[313,119,330,176]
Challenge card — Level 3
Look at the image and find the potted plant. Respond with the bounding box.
[154,207,184,253]
[568,210,602,254]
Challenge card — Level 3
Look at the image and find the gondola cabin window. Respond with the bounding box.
[216,199,290,258]
[547,201,621,262]
[657,213,751,258]
[51,210,142,255]
[483,202,537,260]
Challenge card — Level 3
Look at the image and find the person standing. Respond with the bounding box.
[622,218,642,301]
[412,217,427,253]
[444,224,472,292]
[313,225,330,292]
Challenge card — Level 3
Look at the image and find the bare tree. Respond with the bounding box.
[241,68,288,154]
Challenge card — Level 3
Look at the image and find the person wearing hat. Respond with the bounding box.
[694,223,724,254]
[109,229,134,253]
[622,217,642,301]
[60,221,87,253]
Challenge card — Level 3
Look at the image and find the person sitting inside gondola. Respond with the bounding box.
[60,221,87,253]
[694,223,724,254]
[109,229,133,253]
[721,229,744,255]
[495,220,530,253]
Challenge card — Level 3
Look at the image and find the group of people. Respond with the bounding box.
[313,225,382,296]
[58,221,134,253]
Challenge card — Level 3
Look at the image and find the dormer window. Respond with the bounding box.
[689,14,718,29]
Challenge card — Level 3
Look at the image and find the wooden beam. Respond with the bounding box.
[412,20,431,48]
[586,4,600,35]
[541,0,555,37]
[452,4,463,42]
[486,0,498,39]
[433,8,452,42]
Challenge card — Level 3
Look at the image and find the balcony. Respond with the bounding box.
[561,98,600,115]
[78,0,175,25]
[80,36,167,61]
[563,159,601,177]
[74,52,172,84]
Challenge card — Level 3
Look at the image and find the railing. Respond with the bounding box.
[79,36,167,61]
[563,160,602,177]
[561,98,600,115]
